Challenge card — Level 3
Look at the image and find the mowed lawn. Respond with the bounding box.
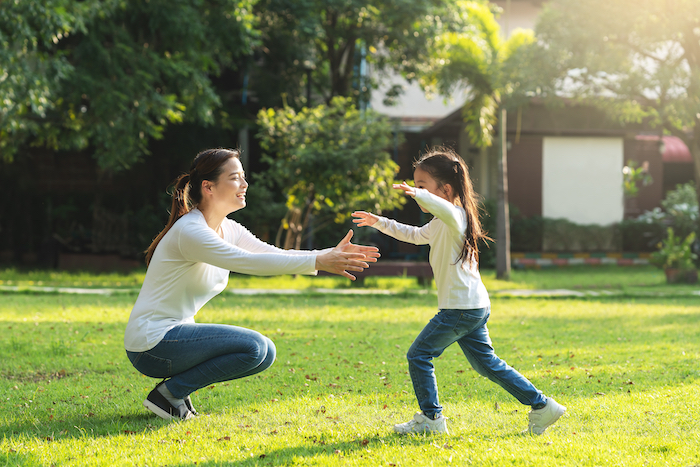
[1,289,699,466]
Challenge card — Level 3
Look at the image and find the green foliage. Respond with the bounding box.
[253,0,490,108]
[622,161,653,198]
[619,217,666,252]
[257,96,404,246]
[0,0,259,170]
[633,182,699,241]
[535,0,700,168]
[650,227,697,271]
[542,218,620,252]
[417,1,536,147]
[662,182,698,212]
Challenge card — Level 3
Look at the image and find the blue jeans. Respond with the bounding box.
[407,307,546,419]
[126,323,276,399]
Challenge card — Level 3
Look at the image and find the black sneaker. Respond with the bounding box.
[184,395,198,416]
[143,386,193,421]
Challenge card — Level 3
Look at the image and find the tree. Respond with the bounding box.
[417,1,536,278]
[251,0,483,109]
[0,0,259,171]
[257,96,405,249]
[535,0,700,202]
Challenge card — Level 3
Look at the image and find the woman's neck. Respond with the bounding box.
[197,204,226,236]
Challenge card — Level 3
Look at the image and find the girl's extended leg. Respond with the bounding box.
[406,309,475,419]
[456,309,546,407]
[127,323,276,399]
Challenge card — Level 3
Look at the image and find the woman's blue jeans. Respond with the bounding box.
[407,307,546,419]
[126,323,276,399]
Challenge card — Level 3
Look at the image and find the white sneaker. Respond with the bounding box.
[394,412,449,434]
[526,398,566,435]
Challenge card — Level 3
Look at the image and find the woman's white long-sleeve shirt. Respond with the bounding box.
[373,188,490,310]
[125,209,322,352]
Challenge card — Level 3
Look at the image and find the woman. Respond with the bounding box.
[125,148,379,420]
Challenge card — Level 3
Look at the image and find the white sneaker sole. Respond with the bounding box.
[143,399,177,420]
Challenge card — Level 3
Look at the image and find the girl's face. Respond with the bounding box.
[413,167,454,213]
[209,157,248,213]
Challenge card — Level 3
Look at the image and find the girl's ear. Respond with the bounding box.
[441,183,455,201]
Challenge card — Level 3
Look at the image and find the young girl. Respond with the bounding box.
[126,148,379,420]
[352,147,565,435]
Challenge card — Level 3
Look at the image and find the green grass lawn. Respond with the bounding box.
[0,264,682,293]
[1,289,699,466]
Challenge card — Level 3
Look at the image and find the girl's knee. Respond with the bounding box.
[406,346,429,364]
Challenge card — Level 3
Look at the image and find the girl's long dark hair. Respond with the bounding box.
[414,146,490,265]
[144,148,240,265]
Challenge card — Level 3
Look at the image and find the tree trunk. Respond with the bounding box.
[496,107,511,280]
[691,127,700,213]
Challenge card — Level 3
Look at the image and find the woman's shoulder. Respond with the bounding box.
[222,216,244,232]
[169,210,208,236]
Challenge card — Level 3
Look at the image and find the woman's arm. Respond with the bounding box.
[179,222,369,279]
[231,220,380,263]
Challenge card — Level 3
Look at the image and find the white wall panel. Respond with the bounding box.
[542,137,623,225]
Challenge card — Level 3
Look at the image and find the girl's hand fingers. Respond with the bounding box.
[392,183,415,196]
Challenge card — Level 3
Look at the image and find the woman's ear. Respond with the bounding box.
[202,180,214,195]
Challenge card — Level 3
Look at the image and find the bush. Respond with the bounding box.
[649,228,697,271]
[620,217,666,251]
[541,218,620,252]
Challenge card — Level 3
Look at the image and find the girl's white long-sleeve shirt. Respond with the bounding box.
[125,209,322,352]
[373,188,490,310]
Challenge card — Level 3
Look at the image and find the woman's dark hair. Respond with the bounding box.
[413,146,490,265]
[145,148,240,265]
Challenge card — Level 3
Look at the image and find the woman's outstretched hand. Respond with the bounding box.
[315,230,378,280]
[351,211,379,227]
[335,229,380,261]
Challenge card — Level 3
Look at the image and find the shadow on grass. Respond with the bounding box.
[186,431,462,467]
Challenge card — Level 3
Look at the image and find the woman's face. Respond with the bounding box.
[413,167,453,213]
[209,157,248,213]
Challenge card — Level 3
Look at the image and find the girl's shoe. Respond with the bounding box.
[526,398,566,434]
[394,412,449,434]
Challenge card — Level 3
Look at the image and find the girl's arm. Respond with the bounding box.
[392,181,466,237]
[352,211,431,245]
[413,189,466,237]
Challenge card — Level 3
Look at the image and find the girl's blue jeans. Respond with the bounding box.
[407,307,546,419]
[126,323,276,399]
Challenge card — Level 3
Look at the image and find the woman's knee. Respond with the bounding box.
[258,336,276,370]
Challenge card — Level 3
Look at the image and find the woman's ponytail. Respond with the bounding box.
[144,173,193,265]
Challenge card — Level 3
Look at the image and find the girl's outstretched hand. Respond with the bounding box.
[352,211,379,227]
[315,230,376,280]
[393,181,416,197]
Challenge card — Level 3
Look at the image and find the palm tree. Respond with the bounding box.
[419,1,536,279]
